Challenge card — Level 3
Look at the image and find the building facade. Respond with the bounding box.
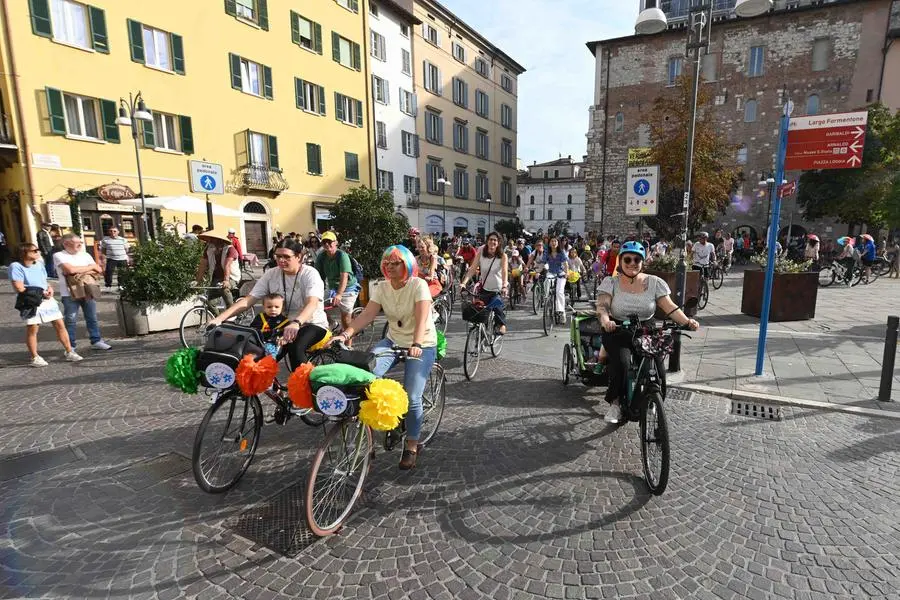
[585,0,900,244]
[516,157,587,236]
[410,0,524,237]
[0,0,374,253]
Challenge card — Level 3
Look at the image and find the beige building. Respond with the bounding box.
[409,0,524,237]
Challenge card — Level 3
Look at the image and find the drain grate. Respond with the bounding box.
[113,453,192,491]
[667,388,694,403]
[225,481,319,557]
[731,400,783,420]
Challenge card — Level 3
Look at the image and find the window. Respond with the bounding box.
[423,23,439,46]
[453,41,466,63]
[701,53,718,82]
[748,46,765,77]
[46,88,118,142]
[336,0,359,13]
[452,77,468,108]
[370,30,386,61]
[667,56,683,86]
[236,0,255,20]
[566,209,572,221]
[547,209,553,220]
[812,38,830,72]
[426,162,442,193]
[241,58,261,95]
[369,2,379,16]
[567,194,573,204]
[224,0,269,29]
[400,23,409,38]
[403,175,420,195]
[543,170,548,179]
[335,93,363,127]
[425,110,443,145]
[345,152,360,180]
[295,78,326,115]
[806,94,820,116]
[134,25,173,71]
[372,75,390,104]
[63,92,100,139]
[401,131,419,157]
[151,112,180,151]
[501,139,512,167]
[475,90,489,118]
[475,130,488,159]
[529,195,534,205]
[548,195,553,204]
[554,170,559,178]
[501,74,513,93]
[376,169,394,191]
[291,12,322,54]
[737,145,747,165]
[474,56,489,78]
[401,49,411,75]
[453,168,469,199]
[399,89,417,116]
[614,112,624,132]
[516,195,520,207]
[306,143,323,175]
[332,33,361,70]
[453,121,468,153]
[376,121,387,149]
[744,99,757,123]
[48,0,90,48]
[246,130,277,169]
[424,61,442,95]
[229,54,273,99]
[125,19,183,73]
[501,104,512,129]
[501,179,512,206]
[475,172,489,199]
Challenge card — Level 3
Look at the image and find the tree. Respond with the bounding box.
[548,220,570,238]
[797,104,900,230]
[645,75,743,239]
[493,218,523,241]
[329,187,408,279]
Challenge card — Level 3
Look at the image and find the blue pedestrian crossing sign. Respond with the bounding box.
[625,165,660,217]
[634,179,651,196]
[189,160,224,195]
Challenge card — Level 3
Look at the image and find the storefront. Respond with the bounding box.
[70,183,151,258]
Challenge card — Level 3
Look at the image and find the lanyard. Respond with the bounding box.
[281,269,300,315]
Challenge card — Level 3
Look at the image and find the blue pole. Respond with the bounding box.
[755,104,792,376]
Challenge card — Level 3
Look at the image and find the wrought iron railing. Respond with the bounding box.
[233,164,289,193]
[0,113,14,146]
[406,195,420,208]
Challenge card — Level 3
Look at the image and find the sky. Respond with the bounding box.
[444,0,638,167]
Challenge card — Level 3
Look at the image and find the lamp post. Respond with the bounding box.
[484,193,492,233]
[437,173,451,236]
[115,92,153,242]
[759,172,786,241]
[634,0,773,373]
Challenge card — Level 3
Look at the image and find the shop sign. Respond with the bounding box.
[96,183,136,202]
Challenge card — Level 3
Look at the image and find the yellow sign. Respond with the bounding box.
[628,147,652,167]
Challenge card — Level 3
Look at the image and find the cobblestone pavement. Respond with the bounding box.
[2,306,900,600]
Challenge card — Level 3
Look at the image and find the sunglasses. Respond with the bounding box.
[384,260,404,267]
[274,253,295,260]
[621,256,643,265]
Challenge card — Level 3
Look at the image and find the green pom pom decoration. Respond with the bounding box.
[165,347,201,394]
[436,330,447,361]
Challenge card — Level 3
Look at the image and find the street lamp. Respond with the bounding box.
[759,172,787,237]
[116,92,153,241]
[437,173,451,236]
[484,193,492,233]
[634,0,773,373]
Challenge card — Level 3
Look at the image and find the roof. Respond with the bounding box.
[378,0,421,25]
[417,0,526,74]
[530,157,577,167]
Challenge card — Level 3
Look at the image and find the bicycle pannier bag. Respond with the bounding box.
[197,324,266,389]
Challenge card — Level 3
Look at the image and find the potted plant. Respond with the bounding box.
[643,253,701,317]
[741,253,817,321]
[117,231,203,335]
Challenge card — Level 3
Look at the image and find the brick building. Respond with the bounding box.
[584,0,900,244]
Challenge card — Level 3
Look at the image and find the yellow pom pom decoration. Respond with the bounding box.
[359,378,409,431]
[306,329,333,353]
[510,268,521,278]
[566,270,581,283]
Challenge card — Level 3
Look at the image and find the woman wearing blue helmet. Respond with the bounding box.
[595,241,699,424]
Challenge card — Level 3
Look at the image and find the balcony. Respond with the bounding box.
[228,164,289,195]
[0,113,14,147]
[406,194,420,208]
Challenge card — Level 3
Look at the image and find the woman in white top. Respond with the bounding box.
[210,239,329,369]
[460,231,509,334]
[333,245,437,470]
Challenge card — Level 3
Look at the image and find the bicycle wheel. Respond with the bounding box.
[463,325,482,380]
[818,266,835,287]
[192,391,263,493]
[712,267,724,290]
[562,343,571,385]
[434,298,451,335]
[180,306,214,348]
[640,392,670,496]
[417,364,446,447]
[508,286,517,311]
[697,280,709,311]
[542,299,555,336]
[490,325,503,357]
[849,268,863,287]
[304,419,372,536]
[350,306,377,350]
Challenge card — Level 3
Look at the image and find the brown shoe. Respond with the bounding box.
[399,448,417,470]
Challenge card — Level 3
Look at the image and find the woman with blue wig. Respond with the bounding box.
[330,244,438,470]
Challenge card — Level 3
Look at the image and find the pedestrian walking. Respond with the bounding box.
[99,226,129,289]
[889,239,900,279]
[37,222,55,278]
[183,224,204,242]
[227,228,243,259]
[53,233,112,351]
[196,229,240,308]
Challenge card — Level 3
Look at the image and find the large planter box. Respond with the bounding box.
[116,298,197,336]
[740,270,818,321]
[645,269,701,318]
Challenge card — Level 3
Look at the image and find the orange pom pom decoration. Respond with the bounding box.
[235,354,278,396]
[287,362,315,409]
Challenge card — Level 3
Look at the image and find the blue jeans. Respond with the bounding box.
[370,337,436,441]
[61,296,102,348]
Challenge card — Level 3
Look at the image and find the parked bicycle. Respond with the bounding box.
[179,284,255,348]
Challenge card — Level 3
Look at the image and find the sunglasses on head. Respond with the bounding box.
[621,256,643,265]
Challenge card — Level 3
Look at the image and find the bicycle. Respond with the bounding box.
[461,287,504,381]
[818,259,862,287]
[531,266,549,315]
[708,259,725,290]
[380,347,447,455]
[542,273,567,336]
[324,291,376,351]
[179,284,255,348]
[508,270,524,310]
[692,266,711,310]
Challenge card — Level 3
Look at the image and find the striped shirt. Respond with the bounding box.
[101,236,129,261]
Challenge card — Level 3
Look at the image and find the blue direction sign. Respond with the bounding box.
[189,160,224,195]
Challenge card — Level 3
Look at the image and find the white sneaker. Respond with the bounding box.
[91,340,112,350]
[65,351,84,362]
[604,403,621,424]
[30,355,48,367]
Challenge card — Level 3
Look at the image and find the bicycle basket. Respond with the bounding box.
[462,299,489,324]
[633,332,674,358]
[197,324,266,389]
[578,317,603,336]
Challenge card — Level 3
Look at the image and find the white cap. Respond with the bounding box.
[227,228,236,234]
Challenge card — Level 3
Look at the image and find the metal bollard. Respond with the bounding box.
[878,315,899,402]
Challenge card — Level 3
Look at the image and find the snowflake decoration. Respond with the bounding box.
[333,399,345,411]
[222,373,233,384]
[319,399,332,411]
[209,374,221,385]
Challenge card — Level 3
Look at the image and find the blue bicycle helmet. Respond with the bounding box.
[619,240,646,260]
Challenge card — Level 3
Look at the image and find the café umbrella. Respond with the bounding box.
[118,195,244,217]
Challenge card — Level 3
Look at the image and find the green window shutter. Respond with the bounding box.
[262,65,273,99]
[267,135,279,169]
[318,85,326,116]
[45,87,65,134]
[315,145,322,174]
[295,78,304,109]
[355,100,363,127]
[127,19,145,63]
[171,34,185,75]
[29,0,52,38]
[100,99,120,143]
[332,32,341,63]
[88,7,108,53]
[229,53,242,90]
[306,143,318,174]
[179,115,194,154]
[141,115,155,148]
[257,0,269,30]
[352,42,361,70]
[335,92,344,122]
[313,23,323,54]
[350,0,359,11]
[224,0,237,16]
[290,11,300,44]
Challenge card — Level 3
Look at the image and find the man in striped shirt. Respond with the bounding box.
[100,227,129,288]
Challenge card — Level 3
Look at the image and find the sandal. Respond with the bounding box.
[399,448,418,470]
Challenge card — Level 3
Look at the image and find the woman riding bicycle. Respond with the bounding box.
[208,239,329,369]
[545,237,569,321]
[596,241,699,424]
[416,236,443,298]
[331,245,437,470]
[526,239,546,287]
[461,231,509,335]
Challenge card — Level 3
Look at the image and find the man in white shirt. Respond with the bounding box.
[721,233,735,271]
[53,233,112,351]
[691,232,716,277]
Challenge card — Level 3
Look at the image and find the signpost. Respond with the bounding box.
[625,165,660,216]
[785,111,868,171]
[188,160,224,230]
[778,181,796,198]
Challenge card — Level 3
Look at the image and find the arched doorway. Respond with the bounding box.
[242,201,269,257]
[732,225,759,252]
[425,215,443,235]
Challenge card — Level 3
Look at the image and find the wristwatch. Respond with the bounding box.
[289,319,302,326]
[411,343,422,349]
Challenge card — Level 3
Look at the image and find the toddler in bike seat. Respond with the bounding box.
[249,293,290,358]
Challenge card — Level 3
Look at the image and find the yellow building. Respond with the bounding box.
[0,0,373,257]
